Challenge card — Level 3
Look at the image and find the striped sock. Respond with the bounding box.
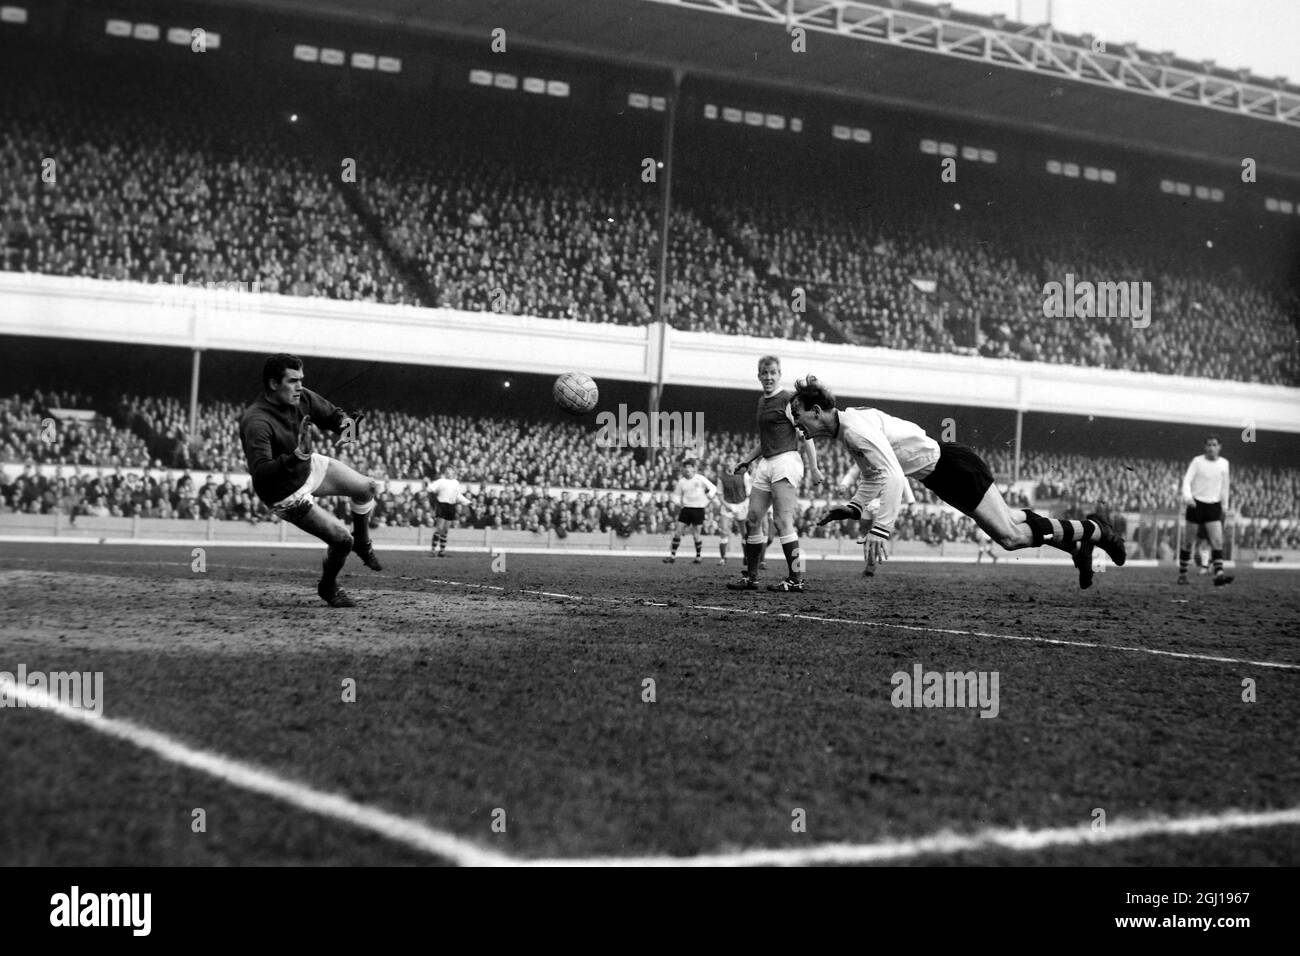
[694,539,702,558]
[1179,549,1191,574]
[670,535,681,556]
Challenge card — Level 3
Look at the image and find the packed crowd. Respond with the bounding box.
[0,61,415,304]
[704,186,1300,384]
[3,391,1297,535]
[3,55,1296,382]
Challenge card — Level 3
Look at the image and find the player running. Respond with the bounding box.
[429,467,471,557]
[663,459,717,564]
[1179,435,1233,586]
[788,376,1126,589]
[726,355,824,592]
[238,353,382,608]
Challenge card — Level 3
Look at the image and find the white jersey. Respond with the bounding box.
[673,474,717,509]
[429,477,470,506]
[1182,455,1229,505]
[835,407,941,540]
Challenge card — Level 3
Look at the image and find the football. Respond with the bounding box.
[553,371,599,415]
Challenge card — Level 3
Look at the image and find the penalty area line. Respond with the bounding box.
[518,803,1300,867]
[0,676,511,867]
[7,679,1298,868]
[426,579,1300,672]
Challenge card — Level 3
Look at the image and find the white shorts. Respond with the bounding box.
[271,453,331,517]
[751,451,803,493]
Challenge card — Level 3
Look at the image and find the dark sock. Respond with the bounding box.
[694,539,702,557]
[1179,549,1191,573]
[351,511,371,548]
[1023,510,1053,547]
[744,541,761,578]
[781,539,801,578]
[322,541,349,585]
[1212,549,1225,576]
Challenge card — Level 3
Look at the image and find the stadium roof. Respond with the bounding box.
[215,0,1300,180]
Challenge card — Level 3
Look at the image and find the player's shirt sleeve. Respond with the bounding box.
[1181,459,1197,502]
[1221,459,1230,510]
[840,414,909,539]
[838,464,860,491]
[304,388,347,433]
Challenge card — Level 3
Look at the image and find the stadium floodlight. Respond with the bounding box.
[132,23,160,41]
[377,56,400,73]
[468,69,492,86]
[523,76,546,94]
[320,48,344,66]
[1,5,28,24]
[351,52,376,70]
[546,81,570,97]
[105,19,131,37]
[649,96,665,111]
[293,44,319,62]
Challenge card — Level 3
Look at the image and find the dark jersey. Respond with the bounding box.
[238,388,346,505]
[720,473,749,504]
[757,389,799,459]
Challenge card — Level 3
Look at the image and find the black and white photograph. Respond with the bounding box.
[0,0,1297,921]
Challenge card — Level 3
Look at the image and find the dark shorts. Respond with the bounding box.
[435,502,458,521]
[678,506,706,526]
[1186,500,1223,525]
[919,443,995,516]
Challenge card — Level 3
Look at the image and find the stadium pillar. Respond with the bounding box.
[189,348,203,457]
[649,68,683,460]
[1013,409,1023,485]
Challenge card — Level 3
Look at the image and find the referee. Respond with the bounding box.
[1179,435,1232,586]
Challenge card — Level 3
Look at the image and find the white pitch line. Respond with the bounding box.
[426,578,1300,671]
[0,676,512,868]
[520,804,1300,867]
[8,674,1299,868]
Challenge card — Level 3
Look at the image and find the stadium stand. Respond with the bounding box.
[4,391,1297,544]
[2,52,1296,383]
